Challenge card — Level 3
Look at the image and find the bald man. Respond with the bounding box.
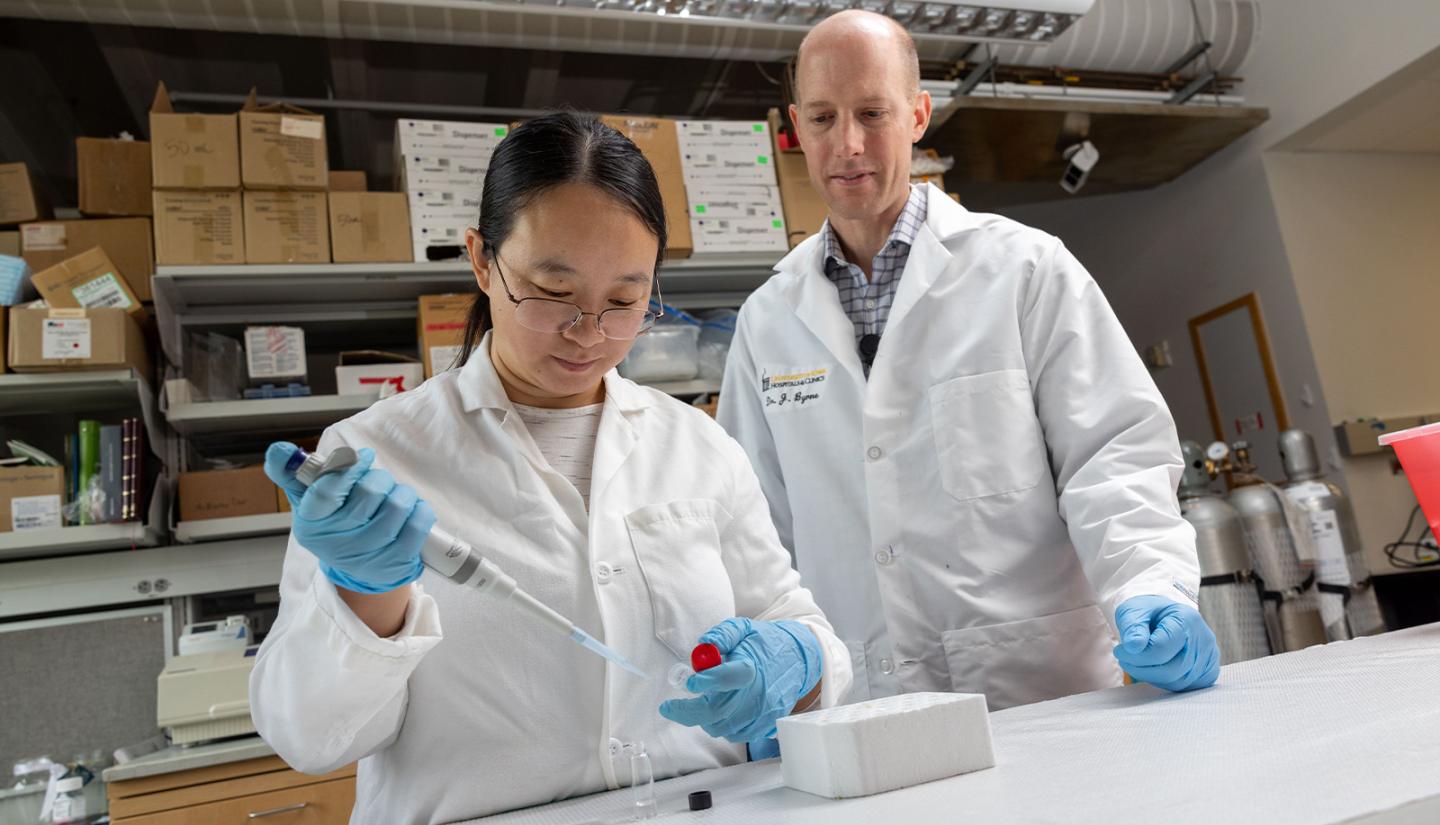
[717,11,1220,711]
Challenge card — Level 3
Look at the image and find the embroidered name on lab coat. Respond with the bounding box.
[760,367,827,412]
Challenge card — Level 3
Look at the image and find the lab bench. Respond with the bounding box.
[470,623,1440,825]
[103,737,354,825]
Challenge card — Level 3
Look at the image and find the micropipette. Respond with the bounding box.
[282,445,648,679]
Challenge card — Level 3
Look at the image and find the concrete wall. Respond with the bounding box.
[998,0,1440,572]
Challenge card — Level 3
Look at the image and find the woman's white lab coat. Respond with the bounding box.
[249,335,851,825]
[717,184,1200,710]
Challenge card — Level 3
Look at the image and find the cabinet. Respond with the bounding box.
[108,755,354,824]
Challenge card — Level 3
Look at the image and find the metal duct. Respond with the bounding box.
[990,0,1260,77]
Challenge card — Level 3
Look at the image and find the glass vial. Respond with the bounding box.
[628,742,656,820]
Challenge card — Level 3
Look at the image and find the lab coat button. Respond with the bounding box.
[874,549,892,565]
[867,446,883,461]
[880,658,894,675]
[596,562,614,583]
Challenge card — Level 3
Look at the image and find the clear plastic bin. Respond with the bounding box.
[620,323,700,383]
[697,309,738,382]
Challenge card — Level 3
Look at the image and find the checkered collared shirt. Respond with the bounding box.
[821,184,927,376]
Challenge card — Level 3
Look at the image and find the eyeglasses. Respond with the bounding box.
[489,249,664,341]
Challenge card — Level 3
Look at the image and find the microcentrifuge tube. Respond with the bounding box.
[667,663,695,689]
[629,742,656,820]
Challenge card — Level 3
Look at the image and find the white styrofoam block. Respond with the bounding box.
[777,692,994,799]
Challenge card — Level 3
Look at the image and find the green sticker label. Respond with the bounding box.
[753,124,764,132]
[496,127,508,137]
[772,219,783,229]
[758,155,769,164]
[695,205,707,214]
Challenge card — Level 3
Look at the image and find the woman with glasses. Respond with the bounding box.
[250,113,852,825]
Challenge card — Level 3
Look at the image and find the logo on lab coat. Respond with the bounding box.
[760,367,827,412]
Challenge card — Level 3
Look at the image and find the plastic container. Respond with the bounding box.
[697,309,738,382]
[1379,421,1440,535]
[621,323,700,383]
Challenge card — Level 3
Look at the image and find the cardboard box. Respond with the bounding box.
[149,82,240,190]
[407,189,481,212]
[0,163,48,225]
[0,231,18,257]
[601,116,693,259]
[30,247,147,321]
[336,350,424,397]
[244,326,306,384]
[153,190,245,265]
[21,218,155,301]
[329,193,412,263]
[677,120,773,148]
[418,294,471,378]
[239,92,328,190]
[77,138,153,216]
[396,120,508,176]
[7,306,150,382]
[277,484,291,513]
[0,466,66,532]
[328,170,367,192]
[691,217,789,254]
[0,307,5,372]
[769,110,827,248]
[179,466,277,522]
[687,185,784,221]
[681,145,778,187]
[243,191,330,264]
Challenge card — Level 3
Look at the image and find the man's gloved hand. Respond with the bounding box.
[264,442,435,594]
[658,618,822,752]
[1113,595,1221,692]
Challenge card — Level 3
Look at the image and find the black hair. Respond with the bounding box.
[453,112,668,370]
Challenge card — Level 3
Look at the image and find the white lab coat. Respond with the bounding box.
[717,184,1199,710]
[250,335,851,825]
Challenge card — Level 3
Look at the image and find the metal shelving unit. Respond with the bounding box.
[0,369,168,452]
[165,394,377,436]
[173,513,291,544]
[0,522,162,562]
[151,255,778,366]
[0,536,288,619]
[643,378,722,396]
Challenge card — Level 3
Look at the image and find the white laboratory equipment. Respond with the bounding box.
[156,646,257,745]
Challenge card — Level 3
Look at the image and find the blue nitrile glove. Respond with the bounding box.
[658,617,823,750]
[264,442,435,594]
[1113,595,1221,692]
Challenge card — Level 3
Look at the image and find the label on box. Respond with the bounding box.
[12,494,62,530]
[22,224,66,251]
[72,273,135,311]
[280,116,323,140]
[429,344,463,374]
[246,327,306,380]
[43,318,92,359]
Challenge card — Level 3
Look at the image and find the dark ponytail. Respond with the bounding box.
[452,112,669,371]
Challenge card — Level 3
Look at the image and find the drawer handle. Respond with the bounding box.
[249,802,309,818]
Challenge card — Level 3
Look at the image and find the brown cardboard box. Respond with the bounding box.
[7,306,150,382]
[0,466,66,532]
[179,466,277,522]
[153,191,244,265]
[30,247,147,321]
[0,162,48,226]
[418,293,471,378]
[329,171,367,192]
[600,116,693,259]
[240,92,329,190]
[0,308,6,372]
[244,191,330,264]
[768,110,827,248]
[21,218,156,301]
[0,231,18,257]
[149,82,240,190]
[77,138,154,216]
[277,484,291,513]
[329,192,411,263]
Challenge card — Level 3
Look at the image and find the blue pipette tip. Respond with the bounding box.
[572,628,651,679]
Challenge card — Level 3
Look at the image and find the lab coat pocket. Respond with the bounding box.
[626,500,738,661]
[940,605,1120,710]
[929,370,1048,501]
